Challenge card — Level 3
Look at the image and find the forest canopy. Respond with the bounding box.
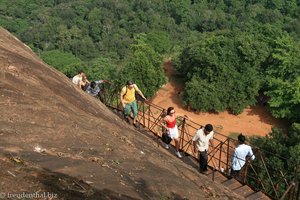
[1,0,299,121]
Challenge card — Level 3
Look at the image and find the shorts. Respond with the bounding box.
[124,100,138,118]
[168,125,179,139]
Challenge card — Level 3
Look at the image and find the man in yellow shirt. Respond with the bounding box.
[120,80,146,128]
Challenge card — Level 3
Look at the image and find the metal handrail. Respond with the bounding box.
[100,84,298,200]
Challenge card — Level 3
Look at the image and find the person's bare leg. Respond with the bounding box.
[175,139,182,158]
[175,139,179,152]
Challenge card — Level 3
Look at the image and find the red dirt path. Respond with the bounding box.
[151,60,287,137]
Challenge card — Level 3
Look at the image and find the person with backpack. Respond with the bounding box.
[120,80,146,128]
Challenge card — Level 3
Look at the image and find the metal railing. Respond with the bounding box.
[99,84,298,200]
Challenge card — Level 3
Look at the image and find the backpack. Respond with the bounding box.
[122,86,131,98]
[162,131,172,144]
[122,85,144,101]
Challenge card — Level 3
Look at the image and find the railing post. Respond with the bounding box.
[226,138,230,175]
[279,182,296,200]
[148,104,150,129]
[218,142,223,172]
[260,153,279,199]
[142,101,145,127]
[243,161,249,184]
[116,89,119,109]
[295,180,299,200]
[180,118,186,150]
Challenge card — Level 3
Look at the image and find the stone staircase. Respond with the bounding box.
[206,170,269,200]
[111,109,271,200]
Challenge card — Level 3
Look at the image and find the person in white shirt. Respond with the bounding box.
[72,70,84,87]
[231,133,255,178]
[192,124,215,174]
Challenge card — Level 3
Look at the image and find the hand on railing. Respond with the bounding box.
[143,95,148,100]
[193,145,197,154]
[182,114,193,121]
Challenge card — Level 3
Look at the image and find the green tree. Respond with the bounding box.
[249,123,300,198]
[86,57,118,81]
[145,30,171,54]
[41,50,82,77]
[176,33,263,114]
[182,76,225,112]
[168,0,191,24]
[119,34,166,98]
[87,8,103,42]
[264,34,300,121]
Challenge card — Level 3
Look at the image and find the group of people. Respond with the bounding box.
[193,124,255,178]
[72,70,111,100]
[118,80,255,179]
[161,106,255,178]
[72,76,255,179]
[158,107,216,171]
[72,70,90,90]
[72,74,147,128]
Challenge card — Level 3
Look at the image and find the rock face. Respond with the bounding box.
[0,28,242,200]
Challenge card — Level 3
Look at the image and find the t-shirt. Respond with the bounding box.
[86,80,104,97]
[72,74,82,86]
[231,144,255,171]
[192,128,214,152]
[120,84,139,103]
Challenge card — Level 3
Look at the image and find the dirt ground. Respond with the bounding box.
[151,60,288,138]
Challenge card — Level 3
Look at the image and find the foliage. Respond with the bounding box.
[145,30,172,54]
[86,57,119,81]
[41,50,82,77]
[182,76,224,112]
[249,124,300,198]
[119,34,166,98]
[1,0,300,114]
[176,33,264,114]
[264,34,300,121]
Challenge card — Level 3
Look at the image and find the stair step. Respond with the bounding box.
[246,191,270,200]
[207,171,228,183]
[214,175,228,183]
[234,185,255,197]
[222,178,242,190]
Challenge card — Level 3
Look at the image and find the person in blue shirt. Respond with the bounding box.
[86,80,111,101]
[231,133,255,179]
